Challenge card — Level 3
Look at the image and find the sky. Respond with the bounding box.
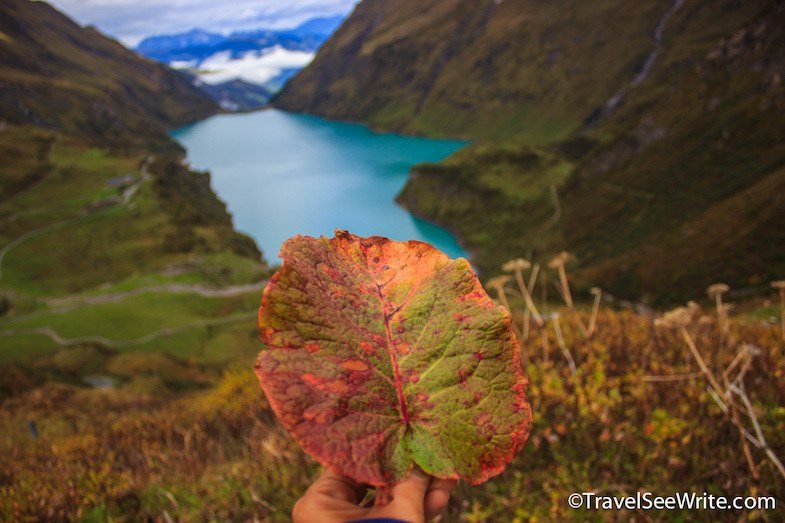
[48,0,359,47]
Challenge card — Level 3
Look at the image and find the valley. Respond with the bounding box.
[0,126,267,393]
[2,0,785,520]
[0,0,270,396]
[276,0,785,304]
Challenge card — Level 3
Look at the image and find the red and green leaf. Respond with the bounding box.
[255,231,531,487]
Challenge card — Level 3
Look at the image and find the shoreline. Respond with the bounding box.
[171,109,470,264]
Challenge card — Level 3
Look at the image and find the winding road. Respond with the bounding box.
[0,215,84,285]
[45,282,266,309]
[0,156,154,286]
[0,312,257,349]
[0,155,266,348]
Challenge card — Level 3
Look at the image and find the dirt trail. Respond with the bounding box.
[0,156,154,285]
[0,216,83,285]
[45,282,266,310]
[0,156,267,348]
[0,312,256,349]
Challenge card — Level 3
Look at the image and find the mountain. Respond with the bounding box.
[197,78,273,111]
[135,29,227,59]
[134,16,346,111]
[0,0,262,283]
[0,0,216,151]
[275,0,785,303]
[274,0,676,141]
[287,16,346,39]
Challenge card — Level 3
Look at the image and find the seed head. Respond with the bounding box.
[654,306,697,329]
[547,251,574,269]
[706,283,730,298]
[486,275,511,290]
[502,258,532,273]
[742,344,761,357]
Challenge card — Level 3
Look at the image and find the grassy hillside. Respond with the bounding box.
[0,125,267,391]
[277,0,784,303]
[0,3,267,409]
[2,2,784,520]
[3,302,783,521]
[275,0,679,141]
[0,0,216,150]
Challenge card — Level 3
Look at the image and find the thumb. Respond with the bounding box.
[386,470,431,520]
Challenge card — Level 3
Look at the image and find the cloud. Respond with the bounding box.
[47,0,359,46]
[197,47,315,85]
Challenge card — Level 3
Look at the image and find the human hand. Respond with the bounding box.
[293,469,458,523]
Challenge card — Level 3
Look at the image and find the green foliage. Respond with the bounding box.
[279,0,785,304]
[2,310,783,521]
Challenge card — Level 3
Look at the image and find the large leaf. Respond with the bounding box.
[255,231,531,486]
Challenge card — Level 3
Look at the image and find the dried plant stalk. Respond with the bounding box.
[679,325,723,396]
[541,328,550,362]
[588,287,602,337]
[521,264,541,341]
[517,274,543,326]
[772,281,785,342]
[720,347,760,480]
[730,383,785,481]
[707,283,730,336]
[552,314,577,376]
[548,252,575,308]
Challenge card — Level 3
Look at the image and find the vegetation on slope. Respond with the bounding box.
[0,125,267,385]
[2,1,784,520]
[0,0,267,431]
[0,0,216,150]
[3,303,783,521]
[275,0,673,141]
[278,0,785,303]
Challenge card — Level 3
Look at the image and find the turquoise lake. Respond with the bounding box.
[172,109,468,261]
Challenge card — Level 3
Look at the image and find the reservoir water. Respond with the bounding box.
[172,109,468,261]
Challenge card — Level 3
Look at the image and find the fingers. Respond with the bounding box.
[424,478,457,520]
[384,469,431,522]
[428,477,457,494]
[310,469,365,504]
[424,489,450,520]
[390,469,431,503]
[303,468,457,523]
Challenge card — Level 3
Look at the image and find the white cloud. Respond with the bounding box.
[197,47,315,85]
[47,0,359,47]
[169,59,198,69]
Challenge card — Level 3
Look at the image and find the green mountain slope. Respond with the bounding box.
[0,1,266,396]
[0,0,216,150]
[276,0,785,302]
[276,0,691,141]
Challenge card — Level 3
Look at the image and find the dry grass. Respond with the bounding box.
[1,272,785,520]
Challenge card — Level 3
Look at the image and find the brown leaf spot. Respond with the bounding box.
[300,373,350,395]
[342,359,368,372]
[303,405,333,424]
[476,412,492,426]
